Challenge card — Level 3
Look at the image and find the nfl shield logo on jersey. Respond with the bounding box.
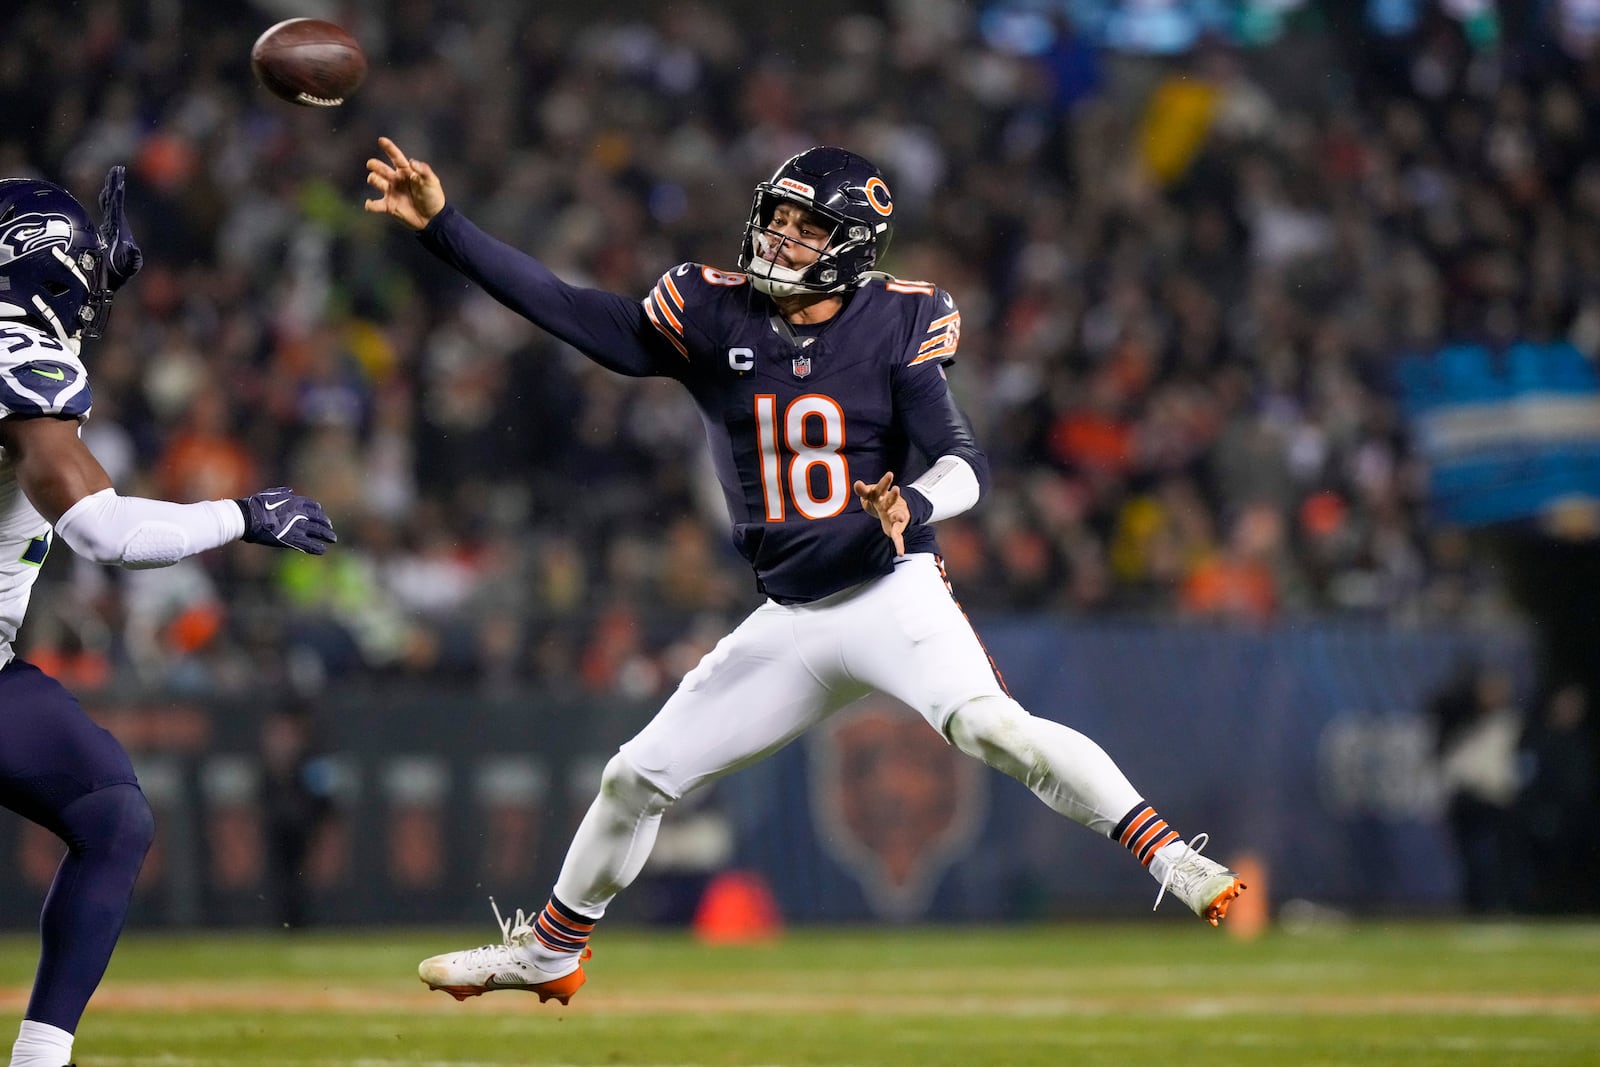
[792,354,812,379]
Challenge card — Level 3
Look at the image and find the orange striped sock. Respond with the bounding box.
[531,895,596,957]
[1112,802,1182,867]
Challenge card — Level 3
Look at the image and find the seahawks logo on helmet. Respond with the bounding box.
[0,213,74,267]
[0,178,112,343]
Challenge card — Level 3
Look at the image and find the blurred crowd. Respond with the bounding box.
[5,0,1597,701]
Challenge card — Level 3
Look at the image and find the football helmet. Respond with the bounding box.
[0,178,111,343]
[738,146,895,297]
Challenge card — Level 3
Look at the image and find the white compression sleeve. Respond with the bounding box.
[53,488,246,569]
[907,454,981,522]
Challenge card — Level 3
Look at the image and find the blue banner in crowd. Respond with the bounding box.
[1395,341,1600,527]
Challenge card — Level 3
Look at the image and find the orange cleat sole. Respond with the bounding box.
[1205,879,1248,926]
[421,960,588,1005]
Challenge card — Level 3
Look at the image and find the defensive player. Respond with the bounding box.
[364,136,1243,1004]
[0,172,337,1067]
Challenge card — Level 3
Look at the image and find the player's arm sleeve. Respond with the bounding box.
[897,387,991,525]
[54,488,246,569]
[417,204,672,377]
[892,288,990,525]
[0,362,243,567]
[906,454,981,524]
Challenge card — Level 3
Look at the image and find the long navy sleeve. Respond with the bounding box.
[416,204,673,378]
[897,381,991,525]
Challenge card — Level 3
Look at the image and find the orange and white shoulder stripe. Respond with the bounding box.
[909,306,960,367]
[642,270,690,359]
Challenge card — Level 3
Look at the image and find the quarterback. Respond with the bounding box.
[365,136,1244,1005]
[0,172,336,1067]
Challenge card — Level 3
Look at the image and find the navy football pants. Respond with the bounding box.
[0,658,154,1033]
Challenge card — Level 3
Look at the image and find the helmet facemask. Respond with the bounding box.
[47,241,111,340]
[738,147,893,298]
[742,191,876,297]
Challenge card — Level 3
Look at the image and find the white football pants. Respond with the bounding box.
[551,553,1144,919]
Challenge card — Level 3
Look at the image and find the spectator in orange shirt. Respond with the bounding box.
[1179,502,1283,623]
[155,384,258,503]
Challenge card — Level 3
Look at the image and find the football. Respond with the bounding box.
[250,18,367,107]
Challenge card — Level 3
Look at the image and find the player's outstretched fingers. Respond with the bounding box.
[881,486,906,554]
[378,136,410,169]
[852,480,877,517]
[854,471,896,515]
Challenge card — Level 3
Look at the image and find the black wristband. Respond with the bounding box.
[903,486,934,526]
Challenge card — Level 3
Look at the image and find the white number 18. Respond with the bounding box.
[754,393,849,521]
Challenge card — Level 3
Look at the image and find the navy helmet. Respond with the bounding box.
[0,179,110,342]
[739,146,895,297]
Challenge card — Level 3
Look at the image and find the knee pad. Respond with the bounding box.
[57,782,155,861]
[948,694,1029,751]
[948,695,1046,781]
[598,752,674,818]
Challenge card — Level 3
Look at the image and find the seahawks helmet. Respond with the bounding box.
[738,147,895,297]
[0,179,111,343]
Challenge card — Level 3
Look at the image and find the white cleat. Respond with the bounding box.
[418,899,589,1004]
[1153,833,1246,926]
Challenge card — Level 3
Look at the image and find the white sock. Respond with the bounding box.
[11,1019,73,1067]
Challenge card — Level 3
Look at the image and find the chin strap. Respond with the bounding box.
[27,296,75,346]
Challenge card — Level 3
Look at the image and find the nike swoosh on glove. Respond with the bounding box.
[236,487,338,554]
[97,165,144,292]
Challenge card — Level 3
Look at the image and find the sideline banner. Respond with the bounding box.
[0,622,1530,927]
[730,621,1530,920]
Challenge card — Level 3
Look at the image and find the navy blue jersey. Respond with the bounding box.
[419,207,989,603]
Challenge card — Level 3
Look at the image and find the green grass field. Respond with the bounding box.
[2,921,1598,1066]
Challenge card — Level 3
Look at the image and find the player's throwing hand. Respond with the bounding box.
[854,472,909,556]
[364,136,446,231]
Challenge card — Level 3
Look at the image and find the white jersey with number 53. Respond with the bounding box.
[0,320,92,667]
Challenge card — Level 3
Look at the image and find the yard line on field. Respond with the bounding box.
[82,1062,713,1067]
[1451,923,1600,950]
[87,1060,771,1067]
[891,1030,1592,1054]
[6,984,1600,1017]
